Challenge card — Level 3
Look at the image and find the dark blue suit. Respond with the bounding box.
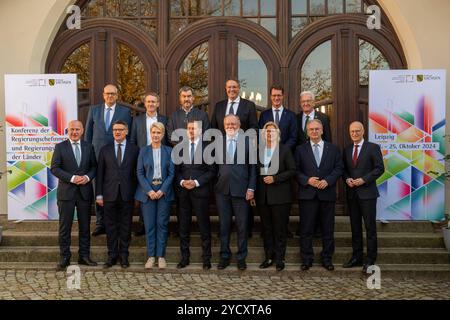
[258,107,298,150]
[130,113,169,147]
[295,141,343,265]
[135,145,174,258]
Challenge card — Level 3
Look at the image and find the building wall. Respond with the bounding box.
[1,0,449,216]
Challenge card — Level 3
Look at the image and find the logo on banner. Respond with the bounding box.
[49,79,56,86]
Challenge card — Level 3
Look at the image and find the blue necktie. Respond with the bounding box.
[313,143,321,166]
[275,109,280,126]
[74,143,81,167]
[227,139,235,163]
[105,108,112,131]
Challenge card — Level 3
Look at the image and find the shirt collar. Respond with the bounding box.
[228,97,241,105]
[69,139,80,145]
[310,139,324,148]
[190,138,200,146]
[272,106,284,113]
[105,103,116,111]
[227,133,239,141]
[354,139,364,147]
[181,106,194,114]
[146,112,158,119]
[304,110,315,119]
[115,140,126,147]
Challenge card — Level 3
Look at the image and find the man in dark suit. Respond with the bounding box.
[167,86,210,146]
[295,119,343,271]
[51,120,97,270]
[96,121,140,269]
[85,84,133,236]
[297,91,332,145]
[215,114,257,271]
[259,85,298,150]
[211,79,258,133]
[342,121,384,272]
[130,92,168,236]
[211,79,258,238]
[130,92,169,148]
[175,120,215,270]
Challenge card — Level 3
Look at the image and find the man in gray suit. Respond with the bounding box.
[85,84,133,236]
[215,114,257,271]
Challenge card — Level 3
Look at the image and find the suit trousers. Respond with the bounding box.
[58,188,92,259]
[299,198,335,264]
[179,192,211,262]
[141,198,171,257]
[216,194,249,261]
[258,203,291,263]
[348,195,378,262]
[104,189,134,259]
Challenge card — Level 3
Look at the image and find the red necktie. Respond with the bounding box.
[353,144,359,166]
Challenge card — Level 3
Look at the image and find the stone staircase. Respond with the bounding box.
[0,212,449,278]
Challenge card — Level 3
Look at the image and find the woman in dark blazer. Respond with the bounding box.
[256,121,296,271]
[135,122,174,269]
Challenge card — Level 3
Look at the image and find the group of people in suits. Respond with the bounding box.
[51,80,384,273]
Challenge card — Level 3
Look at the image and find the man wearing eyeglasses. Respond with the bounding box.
[85,84,133,236]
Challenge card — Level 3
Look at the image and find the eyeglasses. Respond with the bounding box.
[112,128,126,132]
[104,92,117,96]
[301,100,313,104]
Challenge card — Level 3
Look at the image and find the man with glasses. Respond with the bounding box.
[297,91,332,146]
[85,84,133,236]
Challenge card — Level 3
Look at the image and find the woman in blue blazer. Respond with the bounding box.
[135,122,174,269]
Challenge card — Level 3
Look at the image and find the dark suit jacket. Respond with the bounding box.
[211,98,258,133]
[96,142,140,202]
[295,141,343,201]
[258,108,298,150]
[167,107,210,145]
[256,144,296,205]
[85,104,133,157]
[297,111,332,145]
[51,140,97,201]
[135,145,175,203]
[129,113,169,147]
[214,136,257,198]
[343,141,384,200]
[175,141,216,198]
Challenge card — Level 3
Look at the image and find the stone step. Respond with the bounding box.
[0,216,436,233]
[0,246,448,264]
[1,231,444,248]
[0,262,450,279]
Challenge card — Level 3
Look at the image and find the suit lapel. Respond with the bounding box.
[306,143,317,167]
[319,142,329,168]
[354,142,368,167]
[65,140,79,168]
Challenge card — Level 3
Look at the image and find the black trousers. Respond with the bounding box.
[104,190,134,259]
[299,199,335,264]
[58,189,92,260]
[348,195,378,263]
[179,192,211,262]
[258,203,291,263]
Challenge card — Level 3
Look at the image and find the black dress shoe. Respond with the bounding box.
[342,258,363,268]
[177,259,190,269]
[56,258,70,271]
[120,258,130,269]
[103,258,117,269]
[322,262,335,271]
[78,257,98,266]
[301,263,312,271]
[217,259,230,270]
[276,262,285,271]
[259,259,273,269]
[92,227,106,237]
[237,260,247,271]
[203,261,212,270]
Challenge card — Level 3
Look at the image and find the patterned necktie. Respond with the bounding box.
[105,107,112,131]
[313,143,321,166]
[74,143,81,167]
[353,144,359,166]
[117,143,122,167]
[304,115,310,138]
[275,109,280,126]
[229,102,235,115]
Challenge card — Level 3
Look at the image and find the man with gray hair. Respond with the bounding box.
[297,91,332,146]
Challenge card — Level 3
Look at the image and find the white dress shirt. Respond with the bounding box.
[146,113,158,145]
[104,103,116,125]
[68,139,90,184]
[353,139,364,158]
[310,139,324,163]
[302,110,315,131]
[226,97,241,115]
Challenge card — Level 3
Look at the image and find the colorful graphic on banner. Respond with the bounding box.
[5,74,77,220]
[369,70,446,221]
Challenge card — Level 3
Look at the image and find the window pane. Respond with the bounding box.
[238,42,267,107]
[292,17,308,37]
[116,43,147,105]
[310,0,326,15]
[224,0,241,16]
[292,0,307,15]
[359,39,390,86]
[301,41,332,101]
[179,43,209,106]
[141,0,158,16]
[61,43,91,91]
[141,19,157,42]
[207,0,222,16]
[261,0,276,15]
[328,0,343,14]
[105,0,120,16]
[243,0,258,16]
[346,0,362,13]
[260,18,277,36]
[122,0,139,16]
[82,0,104,17]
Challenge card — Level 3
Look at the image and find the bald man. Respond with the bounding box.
[342,121,384,272]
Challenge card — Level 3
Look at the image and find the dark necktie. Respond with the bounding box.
[304,115,310,138]
[190,142,195,164]
[353,144,359,166]
[117,143,122,167]
[275,109,280,126]
[229,102,235,115]
[74,143,81,167]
